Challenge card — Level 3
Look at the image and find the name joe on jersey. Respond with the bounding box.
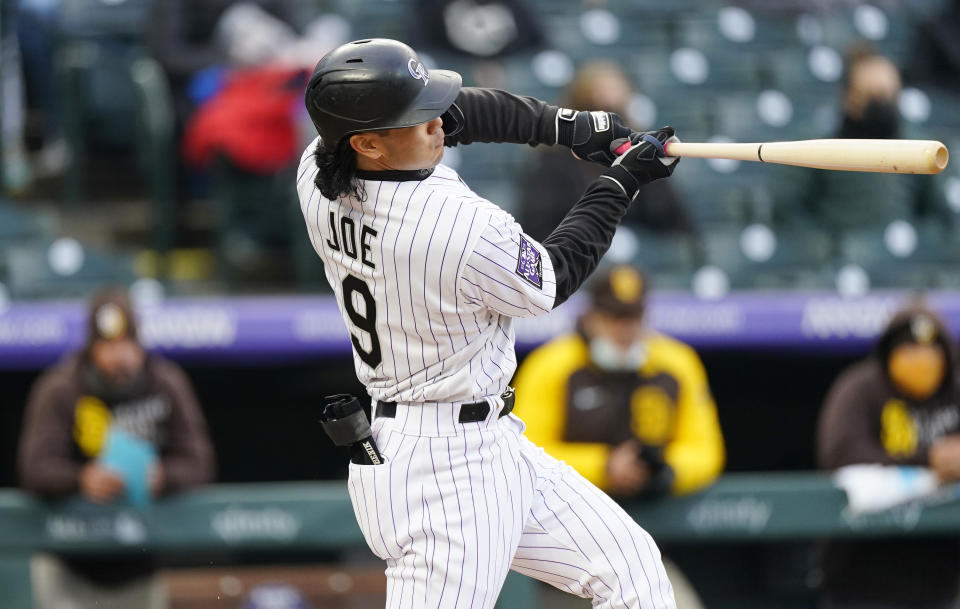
[326,210,378,269]
[325,209,383,369]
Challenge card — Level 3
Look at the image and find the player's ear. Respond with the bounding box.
[349,133,384,160]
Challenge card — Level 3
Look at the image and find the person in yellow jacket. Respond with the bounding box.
[514,265,724,608]
[514,264,725,497]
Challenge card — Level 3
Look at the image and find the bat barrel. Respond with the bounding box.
[934,143,950,172]
[663,139,949,175]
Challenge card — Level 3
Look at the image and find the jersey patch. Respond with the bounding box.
[516,235,543,289]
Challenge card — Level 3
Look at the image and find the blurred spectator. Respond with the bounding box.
[148,0,344,142]
[181,63,309,175]
[146,0,300,129]
[817,303,960,609]
[148,0,345,282]
[908,0,960,91]
[517,61,697,243]
[18,286,215,609]
[1,0,29,192]
[1,0,69,193]
[513,265,725,609]
[415,0,546,58]
[774,46,951,234]
[147,0,307,202]
[14,0,68,182]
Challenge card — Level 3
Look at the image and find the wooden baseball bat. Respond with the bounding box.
[662,139,949,174]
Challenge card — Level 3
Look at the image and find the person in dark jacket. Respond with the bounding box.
[907,0,960,92]
[817,303,960,609]
[18,286,215,609]
[517,61,697,243]
[147,0,300,122]
[773,46,951,235]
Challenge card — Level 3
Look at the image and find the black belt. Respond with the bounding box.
[375,387,515,423]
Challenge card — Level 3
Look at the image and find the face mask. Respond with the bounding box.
[887,343,946,401]
[589,337,646,372]
[842,98,901,139]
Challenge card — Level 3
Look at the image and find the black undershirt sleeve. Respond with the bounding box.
[444,87,559,147]
[445,87,632,308]
[542,178,630,308]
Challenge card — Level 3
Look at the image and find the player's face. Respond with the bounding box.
[352,117,446,171]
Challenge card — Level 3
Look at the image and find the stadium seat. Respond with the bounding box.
[131,57,177,255]
[55,0,155,203]
[703,224,834,289]
[838,221,960,288]
[673,158,770,227]
[841,221,956,265]
[330,0,412,30]
[748,8,803,48]
[210,158,300,284]
[759,46,839,94]
[677,6,796,51]
[921,87,960,129]
[0,202,54,243]
[542,14,589,56]
[4,239,137,299]
[57,0,153,40]
[628,228,699,275]
[614,0,704,18]
[841,3,912,62]
[56,40,145,202]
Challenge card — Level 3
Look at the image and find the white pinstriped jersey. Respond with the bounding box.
[296,137,557,404]
[298,133,675,609]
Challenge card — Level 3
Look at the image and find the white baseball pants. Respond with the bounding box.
[347,398,677,609]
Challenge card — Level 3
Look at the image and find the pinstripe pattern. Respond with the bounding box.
[346,405,675,609]
[298,138,676,609]
[296,139,555,406]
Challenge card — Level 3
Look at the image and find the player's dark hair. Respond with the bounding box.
[313,137,366,201]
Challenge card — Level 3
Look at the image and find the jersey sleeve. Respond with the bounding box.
[459,210,557,318]
[444,87,559,148]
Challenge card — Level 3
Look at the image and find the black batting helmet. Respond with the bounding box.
[305,39,462,147]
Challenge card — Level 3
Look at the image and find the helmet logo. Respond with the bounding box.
[408,58,429,86]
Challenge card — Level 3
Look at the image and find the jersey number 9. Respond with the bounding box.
[341,275,382,369]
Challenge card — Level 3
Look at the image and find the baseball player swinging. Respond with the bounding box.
[298,38,680,609]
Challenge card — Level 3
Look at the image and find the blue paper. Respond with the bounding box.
[98,427,157,508]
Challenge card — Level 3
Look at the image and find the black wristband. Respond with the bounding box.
[555,108,578,146]
[601,165,640,201]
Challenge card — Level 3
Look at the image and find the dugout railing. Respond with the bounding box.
[2,473,960,608]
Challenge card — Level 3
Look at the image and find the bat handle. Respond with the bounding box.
[612,138,673,157]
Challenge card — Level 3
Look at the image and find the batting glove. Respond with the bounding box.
[555,108,633,165]
[601,126,680,200]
